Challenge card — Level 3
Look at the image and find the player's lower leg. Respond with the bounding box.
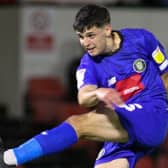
[4,122,78,166]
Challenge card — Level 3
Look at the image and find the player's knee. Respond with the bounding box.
[66,114,79,127]
[66,113,89,138]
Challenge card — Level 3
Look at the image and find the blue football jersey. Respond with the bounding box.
[76,28,168,168]
[76,28,168,102]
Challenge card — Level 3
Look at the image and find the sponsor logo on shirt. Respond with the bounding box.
[133,58,146,73]
[115,73,144,101]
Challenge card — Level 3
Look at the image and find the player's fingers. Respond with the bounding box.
[105,94,124,106]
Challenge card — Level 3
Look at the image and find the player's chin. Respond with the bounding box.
[88,51,99,57]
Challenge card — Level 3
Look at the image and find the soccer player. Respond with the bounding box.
[2,4,168,168]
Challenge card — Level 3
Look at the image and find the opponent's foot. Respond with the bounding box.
[0,138,15,168]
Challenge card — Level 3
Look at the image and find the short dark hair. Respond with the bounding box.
[73,4,111,32]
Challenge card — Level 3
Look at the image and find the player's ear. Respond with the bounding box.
[104,24,112,37]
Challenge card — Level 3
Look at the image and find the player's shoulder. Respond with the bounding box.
[119,28,154,38]
[119,28,156,45]
[80,52,98,64]
[78,53,93,69]
[80,53,90,63]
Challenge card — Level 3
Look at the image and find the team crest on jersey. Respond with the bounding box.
[133,59,146,73]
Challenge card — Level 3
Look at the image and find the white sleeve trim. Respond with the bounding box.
[159,59,168,71]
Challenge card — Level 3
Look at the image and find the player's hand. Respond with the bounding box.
[96,88,124,110]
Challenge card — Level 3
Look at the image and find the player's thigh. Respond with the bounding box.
[66,105,128,142]
[95,158,129,168]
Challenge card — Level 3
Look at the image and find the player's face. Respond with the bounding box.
[76,25,112,56]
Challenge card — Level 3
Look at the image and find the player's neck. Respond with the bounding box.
[104,31,122,55]
[111,31,121,52]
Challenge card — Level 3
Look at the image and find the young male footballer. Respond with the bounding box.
[3,4,168,168]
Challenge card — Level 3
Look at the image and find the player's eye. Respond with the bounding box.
[88,34,96,39]
[78,34,83,39]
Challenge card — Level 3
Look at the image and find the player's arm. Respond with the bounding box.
[78,84,99,107]
[78,84,124,109]
[161,71,168,92]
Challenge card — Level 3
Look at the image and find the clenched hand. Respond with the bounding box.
[96,88,124,110]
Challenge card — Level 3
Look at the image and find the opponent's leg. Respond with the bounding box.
[4,105,128,166]
[95,158,129,168]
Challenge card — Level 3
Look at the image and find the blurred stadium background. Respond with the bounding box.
[0,0,168,168]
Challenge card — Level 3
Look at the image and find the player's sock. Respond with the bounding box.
[4,122,78,166]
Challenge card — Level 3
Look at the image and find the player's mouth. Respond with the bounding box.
[87,47,96,54]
